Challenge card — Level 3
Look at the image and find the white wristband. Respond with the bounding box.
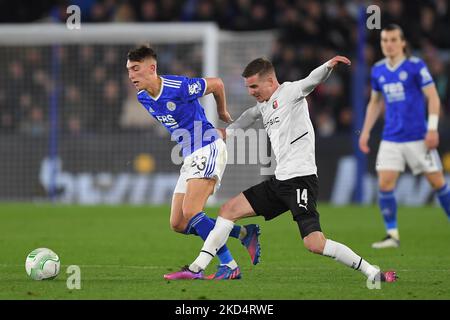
[428,114,438,131]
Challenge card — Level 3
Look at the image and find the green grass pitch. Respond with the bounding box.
[0,203,449,300]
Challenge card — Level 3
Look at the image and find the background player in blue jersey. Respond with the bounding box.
[126,46,261,276]
[359,25,450,249]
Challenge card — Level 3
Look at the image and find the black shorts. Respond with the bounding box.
[243,175,321,238]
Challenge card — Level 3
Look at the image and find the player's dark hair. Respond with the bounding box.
[382,24,410,56]
[242,58,275,78]
[127,45,157,62]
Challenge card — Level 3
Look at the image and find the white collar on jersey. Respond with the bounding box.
[264,84,283,104]
[145,77,165,101]
[385,57,406,72]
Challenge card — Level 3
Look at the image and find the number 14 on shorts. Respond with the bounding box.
[296,188,308,209]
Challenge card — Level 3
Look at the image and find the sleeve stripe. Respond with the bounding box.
[202,78,208,96]
[421,81,435,89]
[164,83,181,88]
[164,79,182,84]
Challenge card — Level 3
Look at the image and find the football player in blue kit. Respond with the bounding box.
[359,25,450,249]
[126,46,261,278]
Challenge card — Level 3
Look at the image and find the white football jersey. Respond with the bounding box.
[228,62,332,180]
[256,81,317,180]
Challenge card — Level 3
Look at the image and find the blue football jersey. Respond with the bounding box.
[370,56,434,142]
[137,75,218,157]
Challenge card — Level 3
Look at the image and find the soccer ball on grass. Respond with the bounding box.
[25,248,60,280]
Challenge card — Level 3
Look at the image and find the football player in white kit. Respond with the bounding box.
[164,56,397,283]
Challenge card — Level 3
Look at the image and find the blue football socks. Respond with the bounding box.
[185,217,241,239]
[437,183,450,219]
[378,190,398,230]
[209,217,242,239]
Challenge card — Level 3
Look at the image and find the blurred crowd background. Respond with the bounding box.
[1,0,450,138]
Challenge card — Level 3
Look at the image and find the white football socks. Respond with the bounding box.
[225,260,238,270]
[190,216,235,272]
[323,239,379,278]
[387,228,399,240]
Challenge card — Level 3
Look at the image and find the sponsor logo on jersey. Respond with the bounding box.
[399,71,408,81]
[272,100,278,109]
[166,101,176,111]
[382,82,405,102]
[156,114,179,128]
[188,81,202,95]
[263,116,280,129]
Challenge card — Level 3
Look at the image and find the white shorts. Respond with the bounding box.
[376,140,442,175]
[174,139,227,194]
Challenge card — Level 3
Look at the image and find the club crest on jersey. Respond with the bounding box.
[188,81,202,95]
[272,100,279,109]
[399,71,408,81]
[166,101,176,111]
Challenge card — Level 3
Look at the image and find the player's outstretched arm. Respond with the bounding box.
[221,106,260,141]
[327,55,351,69]
[299,55,351,96]
[227,105,259,130]
[359,90,383,154]
[204,77,233,123]
[423,84,440,150]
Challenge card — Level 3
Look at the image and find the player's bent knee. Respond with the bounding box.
[181,205,201,220]
[170,219,187,233]
[379,181,395,192]
[303,236,324,254]
[427,173,446,190]
[378,176,398,191]
[170,220,187,233]
[304,242,323,254]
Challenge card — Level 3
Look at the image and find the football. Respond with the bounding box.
[25,248,60,280]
